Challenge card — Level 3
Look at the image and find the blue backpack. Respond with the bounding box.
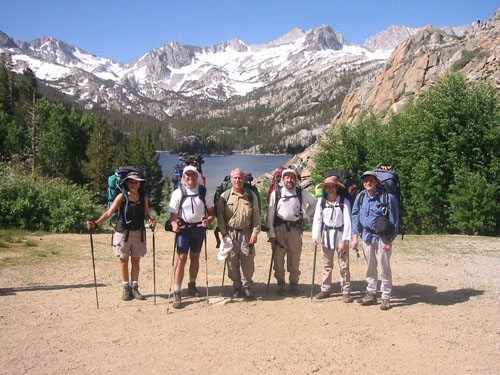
[107,166,149,224]
[359,164,403,238]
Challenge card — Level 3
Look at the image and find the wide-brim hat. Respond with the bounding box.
[318,176,345,189]
[360,170,379,182]
[123,172,145,182]
[181,166,203,185]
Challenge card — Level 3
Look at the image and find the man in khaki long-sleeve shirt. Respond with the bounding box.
[217,168,261,299]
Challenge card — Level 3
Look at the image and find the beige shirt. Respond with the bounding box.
[217,188,261,238]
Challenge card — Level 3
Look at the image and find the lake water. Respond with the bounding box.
[158,152,292,191]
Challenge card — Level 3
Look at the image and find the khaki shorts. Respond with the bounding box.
[112,230,147,258]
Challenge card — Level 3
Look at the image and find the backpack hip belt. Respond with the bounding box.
[323,224,344,250]
[122,228,146,243]
[178,220,203,229]
[273,216,302,232]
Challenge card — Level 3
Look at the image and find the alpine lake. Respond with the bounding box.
[158,152,292,191]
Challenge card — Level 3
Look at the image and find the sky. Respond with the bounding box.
[1,1,499,63]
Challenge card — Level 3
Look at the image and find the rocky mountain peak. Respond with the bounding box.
[304,25,346,51]
[364,25,420,51]
[333,11,500,126]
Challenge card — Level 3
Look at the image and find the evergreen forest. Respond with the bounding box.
[1,50,499,236]
[314,73,500,235]
[0,54,165,232]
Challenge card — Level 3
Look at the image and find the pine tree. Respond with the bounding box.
[0,54,15,115]
[17,67,39,173]
[83,113,117,203]
[126,126,164,214]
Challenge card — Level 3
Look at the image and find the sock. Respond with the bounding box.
[189,278,196,283]
[174,284,181,292]
[132,281,138,286]
[122,281,130,286]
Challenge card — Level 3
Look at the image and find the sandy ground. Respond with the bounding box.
[0,230,499,374]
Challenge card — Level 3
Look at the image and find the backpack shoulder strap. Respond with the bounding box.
[222,188,231,203]
[273,185,282,213]
[320,195,326,210]
[198,185,207,213]
[380,187,390,216]
[244,187,255,208]
[358,190,366,208]
[296,186,303,208]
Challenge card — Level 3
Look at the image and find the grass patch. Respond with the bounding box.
[0,230,64,269]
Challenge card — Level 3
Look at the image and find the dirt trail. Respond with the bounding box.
[1,231,499,374]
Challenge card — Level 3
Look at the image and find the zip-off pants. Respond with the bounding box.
[362,238,392,300]
[320,245,351,294]
[227,227,255,289]
[273,224,302,285]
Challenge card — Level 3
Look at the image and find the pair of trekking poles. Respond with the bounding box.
[88,225,158,309]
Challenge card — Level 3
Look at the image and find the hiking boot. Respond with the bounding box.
[343,294,354,303]
[122,285,133,301]
[380,298,391,311]
[242,287,254,300]
[188,281,201,297]
[277,281,286,296]
[315,291,330,299]
[357,292,377,305]
[290,283,300,296]
[172,292,182,309]
[131,284,146,300]
[232,288,242,298]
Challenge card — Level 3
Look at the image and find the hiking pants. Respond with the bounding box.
[320,245,351,294]
[227,227,255,289]
[362,238,392,299]
[273,224,302,284]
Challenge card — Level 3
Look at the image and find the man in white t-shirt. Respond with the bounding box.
[168,166,215,309]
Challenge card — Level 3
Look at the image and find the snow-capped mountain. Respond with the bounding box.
[0,21,477,151]
[0,25,388,108]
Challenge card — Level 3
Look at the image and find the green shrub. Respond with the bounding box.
[0,164,101,233]
[314,73,500,235]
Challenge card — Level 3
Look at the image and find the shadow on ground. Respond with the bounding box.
[0,283,107,296]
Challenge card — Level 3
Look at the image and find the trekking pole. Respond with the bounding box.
[166,234,178,314]
[266,245,275,296]
[221,258,227,288]
[89,229,99,309]
[204,228,209,301]
[151,226,156,305]
[310,244,318,300]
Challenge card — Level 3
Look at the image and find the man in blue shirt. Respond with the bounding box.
[351,171,399,311]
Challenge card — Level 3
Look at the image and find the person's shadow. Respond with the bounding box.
[306,280,484,307]
[391,283,484,307]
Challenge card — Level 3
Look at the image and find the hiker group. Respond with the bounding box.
[86,159,400,312]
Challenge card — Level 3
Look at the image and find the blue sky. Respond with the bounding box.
[1,1,498,63]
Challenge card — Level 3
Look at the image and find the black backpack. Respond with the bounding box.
[322,169,353,211]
